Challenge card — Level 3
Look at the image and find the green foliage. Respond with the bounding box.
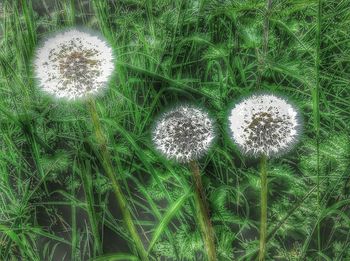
[0,0,350,260]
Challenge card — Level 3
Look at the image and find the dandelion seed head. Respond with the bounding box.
[152,105,215,163]
[228,93,301,158]
[34,29,114,100]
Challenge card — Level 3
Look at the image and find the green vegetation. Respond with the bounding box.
[0,0,350,260]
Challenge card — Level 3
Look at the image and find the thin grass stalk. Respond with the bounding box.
[64,0,75,26]
[92,0,111,38]
[258,155,268,261]
[87,98,149,261]
[80,160,103,256]
[189,160,217,261]
[257,0,272,89]
[26,130,49,194]
[71,163,78,261]
[19,0,36,48]
[315,0,322,258]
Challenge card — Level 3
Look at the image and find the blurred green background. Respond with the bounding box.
[0,0,349,260]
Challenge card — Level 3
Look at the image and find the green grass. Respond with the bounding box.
[1,0,350,260]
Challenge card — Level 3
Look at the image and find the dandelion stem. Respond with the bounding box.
[189,160,217,261]
[258,155,268,261]
[87,98,149,261]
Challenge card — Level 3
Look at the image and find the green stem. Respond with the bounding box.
[71,170,78,261]
[87,98,149,261]
[315,0,322,258]
[189,161,217,261]
[258,155,268,261]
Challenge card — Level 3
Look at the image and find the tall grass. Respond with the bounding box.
[0,0,350,260]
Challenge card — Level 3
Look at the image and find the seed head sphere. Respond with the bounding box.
[152,105,215,163]
[228,93,301,158]
[34,29,114,100]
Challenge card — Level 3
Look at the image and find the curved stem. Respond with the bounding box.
[189,160,217,261]
[259,155,268,261]
[87,98,149,261]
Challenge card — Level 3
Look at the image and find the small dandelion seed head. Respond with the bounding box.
[228,93,302,158]
[152,104,216,163]
[33,28,115,100]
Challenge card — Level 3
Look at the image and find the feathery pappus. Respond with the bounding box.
[152,105,216,163]
[34,28,114,100]
[228,93,302,158]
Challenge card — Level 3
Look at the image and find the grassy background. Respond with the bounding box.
[0,0,350,260]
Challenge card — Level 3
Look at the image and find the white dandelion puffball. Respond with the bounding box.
[228,93,301,158]
[152,105,216,163]
[34,29,114,100]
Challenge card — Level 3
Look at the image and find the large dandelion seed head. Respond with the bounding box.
[228,93,302,158]
[34,28,114,100]
[152,105,216,163]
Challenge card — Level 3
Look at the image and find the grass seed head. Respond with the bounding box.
[228,93,302,158]
[152,104,216,163]
[33,28,114,100]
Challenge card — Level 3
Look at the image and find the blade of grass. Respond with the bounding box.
[147,189,191,253]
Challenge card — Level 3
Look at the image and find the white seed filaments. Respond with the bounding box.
[152,105,215,163]
[34,29,114,100]
[228,93,301,158]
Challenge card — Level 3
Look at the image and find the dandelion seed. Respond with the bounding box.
[228,93,301,158]
[34,28,114,100]
[152,105,215,163]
